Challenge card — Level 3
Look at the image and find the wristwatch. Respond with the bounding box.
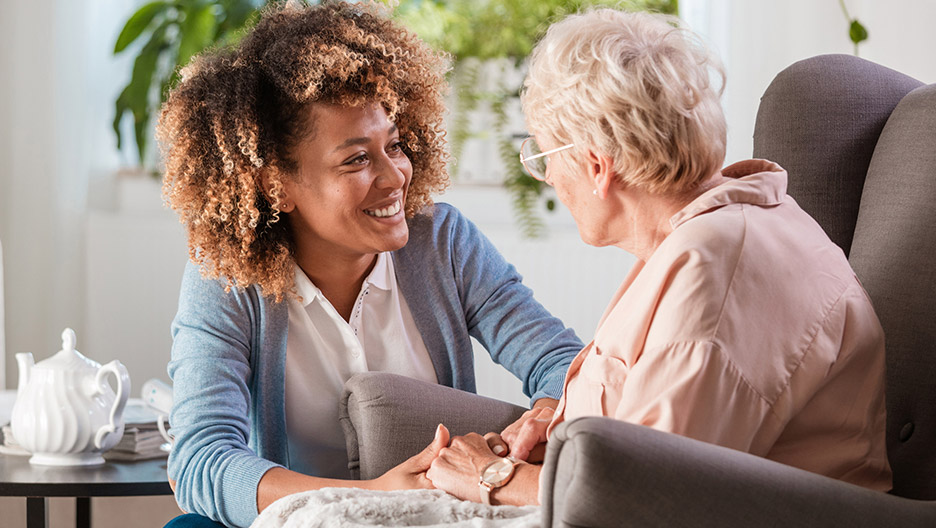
[478,456,521,506]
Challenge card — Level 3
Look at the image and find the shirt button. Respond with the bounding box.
[899,422,914,442]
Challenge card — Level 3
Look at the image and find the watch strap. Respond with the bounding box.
[479,479,496,506]
[478,456,520,506]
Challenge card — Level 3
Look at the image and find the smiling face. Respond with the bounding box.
[282,102,413,264]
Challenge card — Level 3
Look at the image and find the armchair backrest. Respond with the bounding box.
[753,54,922,257]
[849,84,936,500]
[753,54,935,499]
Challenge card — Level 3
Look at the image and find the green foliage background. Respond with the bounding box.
[113,0,265,170]
[391,0,676,60]
[113,1,873,234]
[390,0,678,236]
[112,0,677,234]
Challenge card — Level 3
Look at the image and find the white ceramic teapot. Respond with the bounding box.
[10,328,131,466]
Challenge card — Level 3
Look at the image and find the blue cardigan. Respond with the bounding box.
[167,204,583,527]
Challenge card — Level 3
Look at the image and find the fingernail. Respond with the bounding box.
[493,445,505,455]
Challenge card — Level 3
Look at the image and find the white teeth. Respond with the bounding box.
[365,200,401,218]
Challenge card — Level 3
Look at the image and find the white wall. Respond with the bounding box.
[0,0,138,389]
[683,0,936,166]
[1,0,59,389]
[84,192,188,393]
[0,1,10,390]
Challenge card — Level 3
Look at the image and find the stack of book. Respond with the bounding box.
[0,422,29,456]
[105,401,171,461]
[106,425,169,461]
[0,400,170,461]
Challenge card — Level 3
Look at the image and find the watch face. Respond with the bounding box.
[482,457,516,486]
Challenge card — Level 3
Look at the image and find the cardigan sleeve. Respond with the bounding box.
[167,261,281,528]
[444,205,584,403]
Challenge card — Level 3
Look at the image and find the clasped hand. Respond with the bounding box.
[376,406,554,504]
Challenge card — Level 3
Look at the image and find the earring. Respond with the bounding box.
[592,189,598,196]
[281,203,290,211]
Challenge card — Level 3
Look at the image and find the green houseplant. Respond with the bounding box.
[113,0,267,170]
[392,0,678,236]
[838,0,869,55]
[112,0,676,235]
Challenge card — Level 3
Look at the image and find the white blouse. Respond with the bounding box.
[284,252,437,479]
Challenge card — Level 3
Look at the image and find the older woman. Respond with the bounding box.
[157,3,582,527]
[426,9,891,505]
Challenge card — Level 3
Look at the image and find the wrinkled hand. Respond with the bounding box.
[426,432,502,502]
[373,424,450,491]
[495,406,554,462]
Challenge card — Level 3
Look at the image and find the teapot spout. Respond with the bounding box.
[15,353,34,398]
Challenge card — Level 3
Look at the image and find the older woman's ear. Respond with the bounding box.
[585,149,616,200]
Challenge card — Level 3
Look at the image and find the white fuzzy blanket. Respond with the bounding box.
[250,488,541,528]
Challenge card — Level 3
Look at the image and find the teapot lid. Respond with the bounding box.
[36,328,100,371]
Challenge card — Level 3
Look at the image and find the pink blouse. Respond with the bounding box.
[550,159,892,491]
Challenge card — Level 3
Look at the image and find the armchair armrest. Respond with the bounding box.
[340,372,527,480]
[542,417,936,528]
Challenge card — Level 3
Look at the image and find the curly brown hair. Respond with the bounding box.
[157,0,450,300]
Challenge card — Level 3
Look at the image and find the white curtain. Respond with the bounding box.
[0,0,138,388]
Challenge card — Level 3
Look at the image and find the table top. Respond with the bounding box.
[0,389,172,498]
[0,454,173,497]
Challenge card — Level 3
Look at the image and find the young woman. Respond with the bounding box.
[158,3,582,527]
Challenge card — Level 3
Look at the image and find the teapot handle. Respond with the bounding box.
[93,360,131,450]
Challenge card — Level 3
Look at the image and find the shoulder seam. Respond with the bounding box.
[764,285,850,418]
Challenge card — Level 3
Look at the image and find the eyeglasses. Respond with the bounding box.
[519,137,575,182]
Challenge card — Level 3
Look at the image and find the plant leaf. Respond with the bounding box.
[129,108,154,168]
[114,1,171,53]
[393,0,676,236]
[849,19,869,45]
[127,22,169,113]
[112,87,131,151]
[177,5,219,68]
[134,112,151,168]
[218,0,260,35]
[125,21,171,164]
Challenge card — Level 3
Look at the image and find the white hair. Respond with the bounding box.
[522,9,727,194]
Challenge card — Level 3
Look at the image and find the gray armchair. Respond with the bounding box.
[340,55,936,526]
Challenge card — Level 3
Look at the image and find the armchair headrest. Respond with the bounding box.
[753,53,922,256]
